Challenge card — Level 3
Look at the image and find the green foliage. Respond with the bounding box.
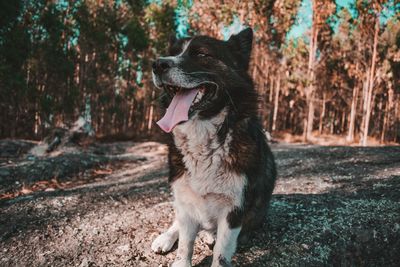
[123,18,148,52]
[0,1,22,35]
[144,3,175,53]
[0,0,399,143]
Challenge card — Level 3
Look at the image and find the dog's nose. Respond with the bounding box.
[152,58,174,75]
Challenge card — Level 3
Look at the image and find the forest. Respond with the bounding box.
[1,1,400,266]
[1,0,399,145]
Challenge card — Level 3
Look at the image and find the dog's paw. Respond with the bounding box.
[170,259,191,267]
[151,233,177,254]
[211,255,232,267]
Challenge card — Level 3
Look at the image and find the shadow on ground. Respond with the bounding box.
[0,142,399,266]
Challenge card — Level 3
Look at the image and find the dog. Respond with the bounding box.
[151,28,277,267]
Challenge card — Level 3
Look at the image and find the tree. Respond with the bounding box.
[303,0,335,141]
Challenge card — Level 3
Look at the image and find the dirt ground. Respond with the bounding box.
[0,141,399,267]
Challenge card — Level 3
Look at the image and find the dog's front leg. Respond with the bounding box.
[211,217,241,267]
[171,213,199,267]
[152,219,179,254]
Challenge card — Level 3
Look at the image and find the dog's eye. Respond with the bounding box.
[190,48,212,58]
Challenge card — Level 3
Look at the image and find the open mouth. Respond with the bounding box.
[163,84,215,111]
[157,83,216,133]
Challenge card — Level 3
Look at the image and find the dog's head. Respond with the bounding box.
[152,28,255,132]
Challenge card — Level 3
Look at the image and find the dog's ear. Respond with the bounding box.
[168,33,178,54]
[228,28,253,70]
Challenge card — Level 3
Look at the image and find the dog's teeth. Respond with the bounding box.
[193,92,202,105]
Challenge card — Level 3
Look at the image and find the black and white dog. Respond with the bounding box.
[151,28,277,267]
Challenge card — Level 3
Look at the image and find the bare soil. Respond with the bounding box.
[0,141,399,267]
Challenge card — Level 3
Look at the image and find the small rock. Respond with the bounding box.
[45,187,55,192]
[79,257,89,267]
[27,155,36,161]
[116,244,130,254]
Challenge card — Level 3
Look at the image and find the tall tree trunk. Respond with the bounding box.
[261,59,269,127]
[362,17,379,146]
[381,86,394,143]
[147,90,155,132]
[347,85,360,143]
[304,3,318,142]
[319,92,326,134]
[341,111,346,133]
[347,59,360,142]
[381,100,389,143]
[269,76,274,103]
[360,68,370,143]
[128,98,135,128]
[395,96,400,142]
[268,76,274,130]
[272,74,280,131]
[306,93,315,139]
[252,46,259,80]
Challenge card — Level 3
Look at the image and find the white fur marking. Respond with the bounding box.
[151,220,179,253]
[212,219,241,267]
[204,230,216,246]
[152,70,162,88]
[163,108,246,266]
[178,39,192,57]
[159,39,192,65]
[172,210,198,267]
[173,109,245,209]
[152,108,246,266]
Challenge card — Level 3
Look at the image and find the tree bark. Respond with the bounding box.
[147,90,155,132]
[272,74,280,131]
[362,16,379,146]
[304,1,318,142]
[395,96,400,142]
[381,99,389,143]
[269,76,274,103]
[306,93,315,140]
[347,59,360,143]
[341,111,346,133]
[319,92,326,134]
[360,68,370,143]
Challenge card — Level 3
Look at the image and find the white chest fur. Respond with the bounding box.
[171,109,246,227]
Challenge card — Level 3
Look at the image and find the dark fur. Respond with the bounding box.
[157,28,277,237]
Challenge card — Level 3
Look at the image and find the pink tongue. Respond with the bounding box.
[157,89,200,133]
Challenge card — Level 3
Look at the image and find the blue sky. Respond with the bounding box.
[287,0,398,39]
[149,0,398,40]
[288,0,354,39]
